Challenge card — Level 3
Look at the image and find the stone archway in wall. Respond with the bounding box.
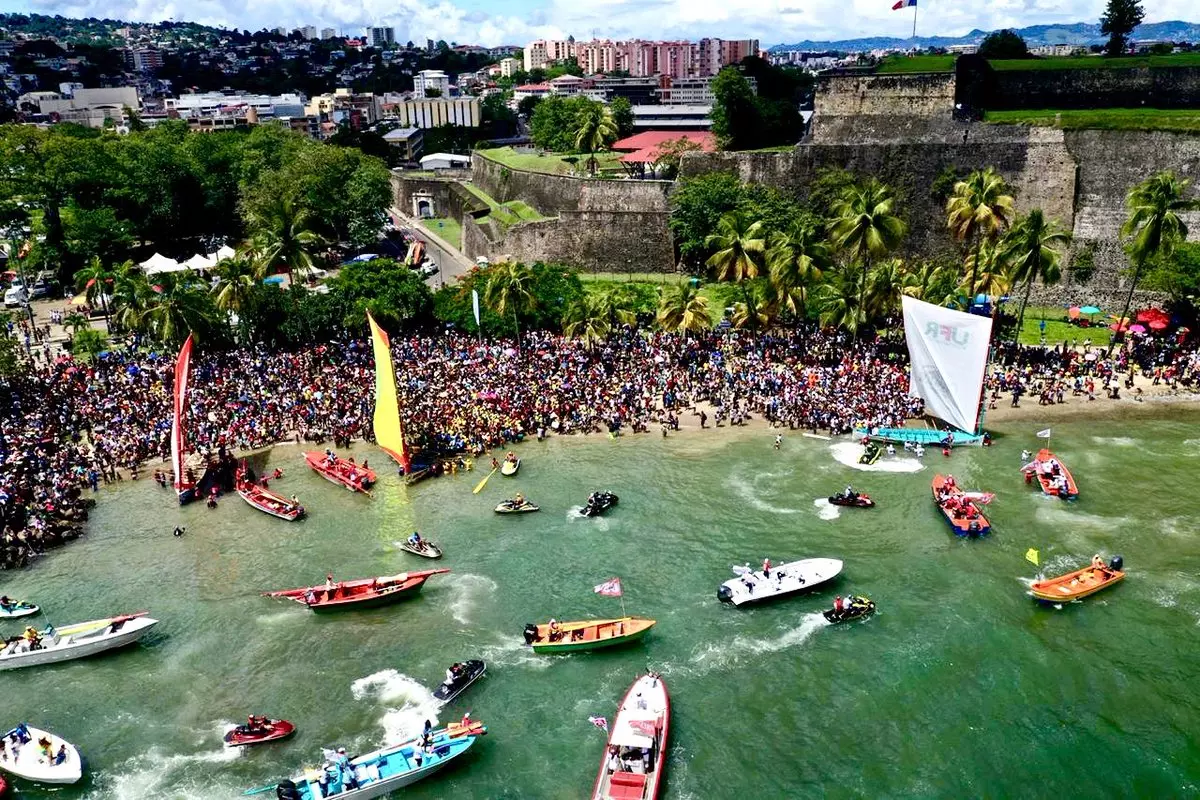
[413,193,435,218]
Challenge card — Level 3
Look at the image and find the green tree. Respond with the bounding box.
[609,96,634,139]
[244,193,325,279]
[529,96,595,152]
[483,261,537,346]
[902,260,959,306]
[829,179,906,336]
[946,167,1015,301]
[563,288,635,347]
[978,29,1029,59]
[710,67,759,150]
[731,283,773,331]
[327,258,433,330]
[669,173,746,267]
[651,137,703,181]
[517,95,542,120]
[705,212,767,284]
[69,327,108,359]
[766,221,830,321]
[1100,0,1144,56]
[211,256,261,335]
[63,205,134,266]
[110,260,152,333]
[573,102,618,175]
[141,271,219,345]
[866,258,908,320]
[74,256,115,330]
[1001,210,1070,340]
[816,266,864,334]
[656,283,711,334]
[0,321,19,379]
[1109,171,1197,355]
[1141,243,1200,301]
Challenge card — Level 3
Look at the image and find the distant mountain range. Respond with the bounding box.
[769,20,1200,52]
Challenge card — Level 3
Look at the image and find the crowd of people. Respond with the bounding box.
[3,322,1200,569]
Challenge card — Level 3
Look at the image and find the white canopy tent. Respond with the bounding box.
[183,253,217,271]
[139,252,180,275]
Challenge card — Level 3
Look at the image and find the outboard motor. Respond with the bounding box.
[1109,555,1124,572]
[277,780,300,800]
[523,623,539,645]
[717,585,733,603]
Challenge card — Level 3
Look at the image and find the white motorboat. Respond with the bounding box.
[591,673,669,800]
[716,558,843,607]
[0,601,39,619]
[0,724,83,784]
[0,613,158,671]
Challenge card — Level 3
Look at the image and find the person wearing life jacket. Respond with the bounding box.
[1091,553,1105,570]
[762,558,771,578]
[834,595,844,613]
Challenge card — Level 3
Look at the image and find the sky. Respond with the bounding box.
[8,0,1196,47]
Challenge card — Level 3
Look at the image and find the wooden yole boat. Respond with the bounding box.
[1031,557,1124,602]
[522,617,655,654]
[303,452,375,493]
[265,570,450,612]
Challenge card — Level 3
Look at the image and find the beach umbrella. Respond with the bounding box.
[1109,321,1130,332]
[1129,323,1147,333]
[1068,307,1081,319]
[1080,305,1101,314]
[1149,320,1168,331]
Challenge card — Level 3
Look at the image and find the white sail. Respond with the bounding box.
[901,296,992,434]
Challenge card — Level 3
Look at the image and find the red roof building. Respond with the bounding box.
[610,130,716,163]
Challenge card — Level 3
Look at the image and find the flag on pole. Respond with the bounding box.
[588,716,609,733]
[892,0,916,8]
[594,577,623,597]
[1025,548,1040,567]
[471,289,481,328]
[1036,428,1052,438]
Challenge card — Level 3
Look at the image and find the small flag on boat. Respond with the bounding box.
[629,719,659,737]
[1025,548,1040,567]
[588,716,609,733]
[594,577,623,597]
[1036,428,1052,438]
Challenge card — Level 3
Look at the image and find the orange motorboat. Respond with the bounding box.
[303,451,375,493]
[1031,556,1124,602]
[1021,448,1078,500]
[931,474,990,537]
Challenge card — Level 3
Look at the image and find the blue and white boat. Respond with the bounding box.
[267,723,486,800]
[854,427,984,448]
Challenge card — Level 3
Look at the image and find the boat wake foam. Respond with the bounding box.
[568,508,611,530]
[351,669,441,744]
[444,573,499,625]
[1091,436,1137,447]
[477,634,554,670]
[689,613,829,672]
[84,740,243,800]
[813,498,840,520]
[727,470,802,514]
[254,610,300,626]
[829,442,923,473]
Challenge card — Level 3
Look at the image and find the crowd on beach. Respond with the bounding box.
[3,322,1200,568]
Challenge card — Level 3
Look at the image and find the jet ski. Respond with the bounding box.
[433,660,486,704]
[580,491,618,517]
[495,498,540,514]
[859,443,882,465]
[823,596,875,624]
[828,491,875,508]
[224,718,296,747]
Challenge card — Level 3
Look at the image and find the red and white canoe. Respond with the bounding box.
[263,570,450,613]
[592,673,670,800]
[236,471,304,521]
[1021,448,1078,500]
[224,718,296,747]
[931,474,991,537]
[303,451,376,494]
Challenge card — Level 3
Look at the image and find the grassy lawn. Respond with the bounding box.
[461,183,548,229]
[420,218,462,250]
[1015,305,1113,347]
[990,52,1200,71]
[984,108,1200,132]
[875,55,957,73]
[476,147,624,176]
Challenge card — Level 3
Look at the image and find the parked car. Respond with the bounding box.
[4,285,29,308]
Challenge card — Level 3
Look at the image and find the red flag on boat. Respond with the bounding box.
[629,719,659,737]
[594,578,622,597]
[588,716,609,732]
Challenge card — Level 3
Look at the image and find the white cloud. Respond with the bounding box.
[14,0,1193,46]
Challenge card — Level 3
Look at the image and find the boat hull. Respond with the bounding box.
[0,604,39,619]
[500,459,520,476]
[525,617,656,654]
[397,541,442,559]
[823,600,876,624]
[237,487,304,521]
[855,427,983,447]
[433,660,486,703]
[225,719,296,747]
[717,558,843,607]
[308,583,427,612]
[931,475,991,537]
[1031,564,1124,602]
[303,452,375,493]
[532,626,652,654]
[0,616,158,671]
[1024,449,1079,501]
[0,726,82,784]
[591,674,669,800]
[494,502,539,514]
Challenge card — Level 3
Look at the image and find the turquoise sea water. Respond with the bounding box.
[2,415,1200,799]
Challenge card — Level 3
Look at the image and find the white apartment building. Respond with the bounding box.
[321,28,336,40]
[499,57,518,77]
[385,97,480,128]
[301,26,318,40]
[414,69,451,98]
[166,92,306,119]
[370,27,395,47]
[524,39,576,72]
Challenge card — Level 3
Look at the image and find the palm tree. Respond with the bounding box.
[656,283,711,335]
[563,289,636,347]
[63,312,91,336]
[482,262,536,349]
[902,261,958,305]
[706,212,767,287]
[211,257,261,316]
[74,256,115,330]
[866,258,908,321]
[1001,210,1071,341]
[946,167,1015,302]
[731,285,773,332]
[816,266,863,334]
[110,260,152,334]
[1108,171,1198,356]
[141,272,217,346]
[829,179,906,337]
[968,241,1018,301]
[766,222,830,321]
[246,194,325,280]
[574,103,618,176]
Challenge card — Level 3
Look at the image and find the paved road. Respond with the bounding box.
[390,207,474,289]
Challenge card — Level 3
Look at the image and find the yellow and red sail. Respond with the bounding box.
[367,312,411,473]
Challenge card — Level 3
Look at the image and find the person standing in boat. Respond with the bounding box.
[762,558,771,579]
[1091,554,1105,570]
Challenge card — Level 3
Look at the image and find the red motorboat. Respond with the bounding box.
[263,570,450,613]
[236,466,304,521]
[592,673,669,800]
[1021,448,1079,500]
[224,718,296,747]
[931,474,991,537]
[303,451,376,494]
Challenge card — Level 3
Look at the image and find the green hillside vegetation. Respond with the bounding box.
[985,108,1200,132]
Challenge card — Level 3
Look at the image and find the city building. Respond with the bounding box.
[946,44,978,55]
[499,57,518,78]
[630,103,711,131]
[127,47,163,71]
[587,76,667,105]
[524,38,576,72]
[413,69,450,98]
[383,127,424,162]
[1029,44,1085,56]
[512,83,552,102]
[548,75,584,96]
[370,27,395,48]
[321,28,337,40]
[420,152,471,170]
[657,75,756,105]
[30,87,140,128]
[306,87,383,125]
[384,97,480,128]
[529,36,758,78]
[301,26,318,40]
[166,92,306,121]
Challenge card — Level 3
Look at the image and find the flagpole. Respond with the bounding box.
[912,3,918,39]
